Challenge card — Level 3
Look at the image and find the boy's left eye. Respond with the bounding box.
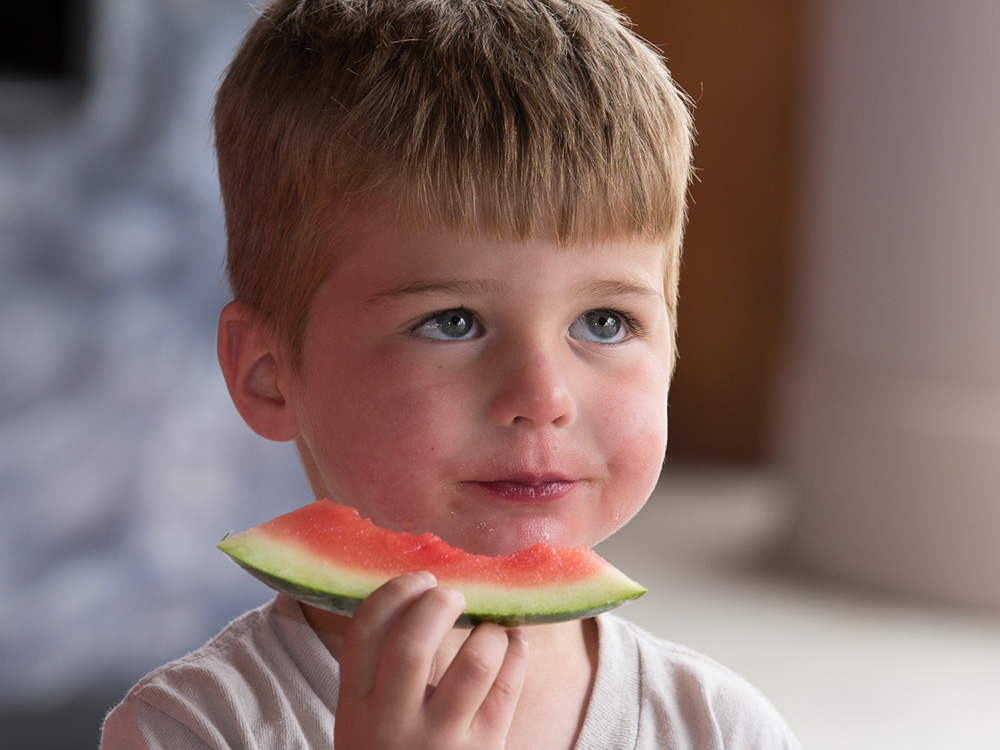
[568,310,631,344]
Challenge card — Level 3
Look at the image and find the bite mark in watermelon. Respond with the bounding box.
[218,499,646,627]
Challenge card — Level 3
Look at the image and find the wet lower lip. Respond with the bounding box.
[472,480,575,501]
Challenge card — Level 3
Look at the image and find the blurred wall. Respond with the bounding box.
[0,0,310,715]
[778,0,1000,609]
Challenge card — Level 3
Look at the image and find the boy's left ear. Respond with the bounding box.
[217,301,300,442]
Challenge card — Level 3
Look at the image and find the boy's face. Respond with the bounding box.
[287,211,673,556]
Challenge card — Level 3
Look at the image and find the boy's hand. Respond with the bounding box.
[335,572,529,750]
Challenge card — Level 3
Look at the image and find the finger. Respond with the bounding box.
[471,628,529,739]
[372,585,467,715]
[338,572,437,700]
[426,622,513,732]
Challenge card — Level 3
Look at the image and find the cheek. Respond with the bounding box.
[599,367,669,500]
[606,399,667,479]
[300,354,465,517]
[351,359,466,452]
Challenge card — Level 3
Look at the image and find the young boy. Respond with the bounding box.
[102,0,800,747]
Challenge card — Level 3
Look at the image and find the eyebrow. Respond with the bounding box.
[367,278,508,304]
[573,278,664,301]
[368,276,662,304]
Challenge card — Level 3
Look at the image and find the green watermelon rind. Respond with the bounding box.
[218,527,646,628]
[223,553,642,627]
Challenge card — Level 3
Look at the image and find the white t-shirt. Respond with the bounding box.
[101,595,801,749]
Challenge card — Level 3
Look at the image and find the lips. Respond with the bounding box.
[468,477,577,501]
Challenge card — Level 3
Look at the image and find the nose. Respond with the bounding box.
[487,343,577,428]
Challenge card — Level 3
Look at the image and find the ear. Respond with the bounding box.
[217,300,300,442]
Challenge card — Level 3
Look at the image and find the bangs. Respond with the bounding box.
[236,0,692,243]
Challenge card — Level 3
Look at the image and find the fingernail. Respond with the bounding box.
[509,628,527,645]
[413,571,437,587]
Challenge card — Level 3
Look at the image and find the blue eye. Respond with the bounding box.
[569,310,629,343]
[412,309,482,341]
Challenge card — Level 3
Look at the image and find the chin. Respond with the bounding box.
[457,515,587,557]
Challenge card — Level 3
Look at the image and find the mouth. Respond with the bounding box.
[467,476,577,502]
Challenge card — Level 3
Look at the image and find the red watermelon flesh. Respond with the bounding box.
[218,499,646,627]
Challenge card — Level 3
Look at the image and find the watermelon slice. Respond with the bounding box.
[218,499,645,627]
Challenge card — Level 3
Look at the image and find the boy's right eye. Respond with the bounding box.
[410,308,482,341]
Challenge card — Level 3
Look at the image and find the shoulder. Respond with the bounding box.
[101,596,337,749]
[597,615,802,750]
[118,597,286,706]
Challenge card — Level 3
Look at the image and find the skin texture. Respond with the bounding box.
[217,208,674,748]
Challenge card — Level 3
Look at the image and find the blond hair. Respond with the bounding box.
[214,0,694,364]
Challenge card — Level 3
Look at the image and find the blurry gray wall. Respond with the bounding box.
[0,0,309,717]
[779,0,1000,609]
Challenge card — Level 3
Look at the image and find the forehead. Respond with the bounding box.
[305,216,669,333]
[328,201,670,276]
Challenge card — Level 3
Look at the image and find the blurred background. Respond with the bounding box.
[2,0,999,747]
